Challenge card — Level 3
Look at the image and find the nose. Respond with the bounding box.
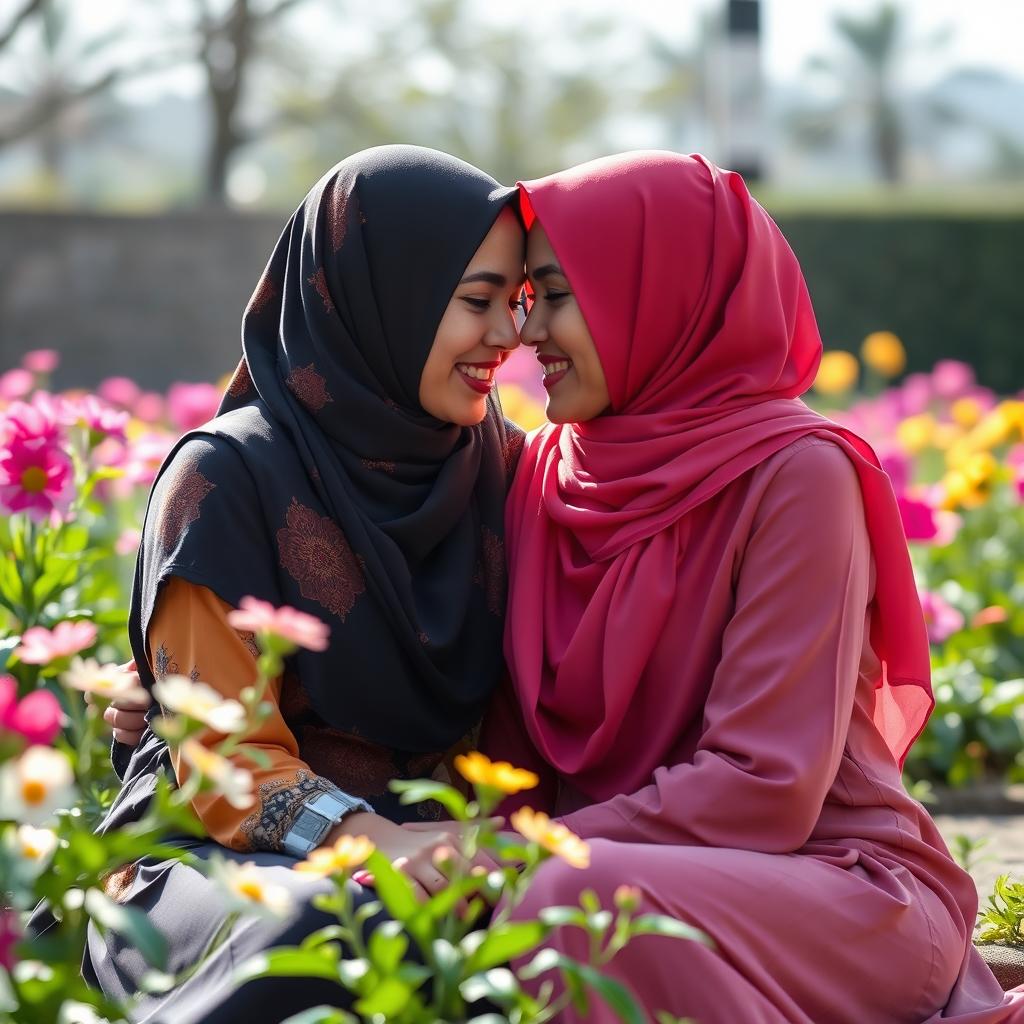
[485,311,521,352]
[519,306,545,349]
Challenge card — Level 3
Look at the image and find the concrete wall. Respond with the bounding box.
[0,210,284,389]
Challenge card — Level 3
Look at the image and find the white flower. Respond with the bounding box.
[10,824,59,873]
[0,747,77,826]
[206,855,293,920]
[61,657,148,705]
[58,1000,110,1024]
[152,675,246,734]
[180,739,255,809]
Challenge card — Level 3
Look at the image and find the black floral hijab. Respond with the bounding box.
[129,145,521,753]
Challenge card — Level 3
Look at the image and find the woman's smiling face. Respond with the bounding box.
[521,221,610,424]
[418,207,526,425]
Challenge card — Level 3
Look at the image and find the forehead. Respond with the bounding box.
[526,222,558,271]
[465,207,525,270]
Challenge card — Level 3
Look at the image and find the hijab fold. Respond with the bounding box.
[505,152,932,799]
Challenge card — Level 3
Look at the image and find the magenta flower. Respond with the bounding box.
[919,590,965,645]
[63,395,129,441]
[0,909,20,971]
[931,360,975,400]
[167,382,221,432]
[1,397,65,448]
[98,376,141,409]
[0,369,33,401]
[122,432,175,487]
[899,374,933,416]
[0,675,63,746]
[0,437,74,522]
[897,495,939,543]
[115,527,141,556]
[228,596,330,652]
[22,349,59,374]
[133,391,166,424]
[16,620,98,665]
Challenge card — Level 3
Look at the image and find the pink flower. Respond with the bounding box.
[167,383,221,432]
[115,527,141,556]
[0,437,74,522]
[122,431,175,487]
[22,349,59,374]
[227,596,330,652]
[0,909,20,971]
[897,495,939,542]
[899,374,933,416]
[931,360,975,400]
[0,675,63,746]
[1,397,65,448]
[919,590,965,645]
[133,391,166,424]
[62,394,129,441]
[98,376,141,409]
[880,449,910,494]
[16,620,98,665]
[0,369,33,401]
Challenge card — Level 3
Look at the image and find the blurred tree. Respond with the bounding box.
[0,0,180,177]
[797,1,954,183]
[183,0,321,203]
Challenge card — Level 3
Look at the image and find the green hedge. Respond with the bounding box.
[769,213,1024,390]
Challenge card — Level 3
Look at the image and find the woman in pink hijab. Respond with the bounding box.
[483,151,1024,1023]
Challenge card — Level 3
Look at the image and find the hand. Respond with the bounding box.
[330,812,500,903]
[85,659,151,746]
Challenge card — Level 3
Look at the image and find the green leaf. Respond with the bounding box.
[354,977,412,1017]
[630,913,714,948]
[367,919,409,975]
[84,888,169,969]
[389,778,469,820]
[365,850,419,923]
[538,905,588,929]
[235,947,341,984]
[465,920,547,973]
[279,1006,357,1024]
[560,959,646,1024]
[461,967,520,1005]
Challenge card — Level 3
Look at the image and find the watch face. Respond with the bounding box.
[291,808,329,844]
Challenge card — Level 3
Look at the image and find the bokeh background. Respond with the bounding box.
[0,0,1022,400]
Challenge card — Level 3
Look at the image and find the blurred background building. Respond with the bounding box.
[0,0,1021,391]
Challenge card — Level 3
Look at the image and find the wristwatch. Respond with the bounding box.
[282,788,373,858]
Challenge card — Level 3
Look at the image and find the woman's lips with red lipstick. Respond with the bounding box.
[537,353,573,390]
[456,360,500,395]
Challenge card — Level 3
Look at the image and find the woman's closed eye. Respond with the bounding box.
[461,294,528,313]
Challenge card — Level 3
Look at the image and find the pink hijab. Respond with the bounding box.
[504,152,932,800]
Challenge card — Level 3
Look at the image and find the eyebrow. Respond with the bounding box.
[459,271,508,286]
[528,263,563,280]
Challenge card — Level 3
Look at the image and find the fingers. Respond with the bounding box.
[102,704,149,746]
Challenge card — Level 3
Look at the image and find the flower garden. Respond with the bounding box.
[1,336,1023,1022]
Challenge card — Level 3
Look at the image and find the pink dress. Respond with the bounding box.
[486,437,1024,1023]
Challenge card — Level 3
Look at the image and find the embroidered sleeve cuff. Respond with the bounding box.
[240,769,372,855]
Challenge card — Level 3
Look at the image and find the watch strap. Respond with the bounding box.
[281,786,373,858]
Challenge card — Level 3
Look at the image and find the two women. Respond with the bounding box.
[101,146,1024,1022]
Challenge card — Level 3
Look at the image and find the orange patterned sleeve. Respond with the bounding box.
[148,576,363,853]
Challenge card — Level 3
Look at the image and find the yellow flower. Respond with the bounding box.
[941,453,997,510]
[510,808,590,869]
[860,331,906,378]
[208,856,293,919]
[812,351,859,396]
[896,414,937,455]
[454,751,539,795]
[950,398,983,430]
[498,383,546,432]
[996,400,1024,440]
[294,834,375,877]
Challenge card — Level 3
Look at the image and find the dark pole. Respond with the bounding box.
[724,0,763,182]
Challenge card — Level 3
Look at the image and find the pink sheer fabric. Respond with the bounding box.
[505,152,932,802]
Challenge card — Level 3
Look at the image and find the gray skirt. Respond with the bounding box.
[85,840,387,1024]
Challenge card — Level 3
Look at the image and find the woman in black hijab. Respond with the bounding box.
[83,145,526,1023]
